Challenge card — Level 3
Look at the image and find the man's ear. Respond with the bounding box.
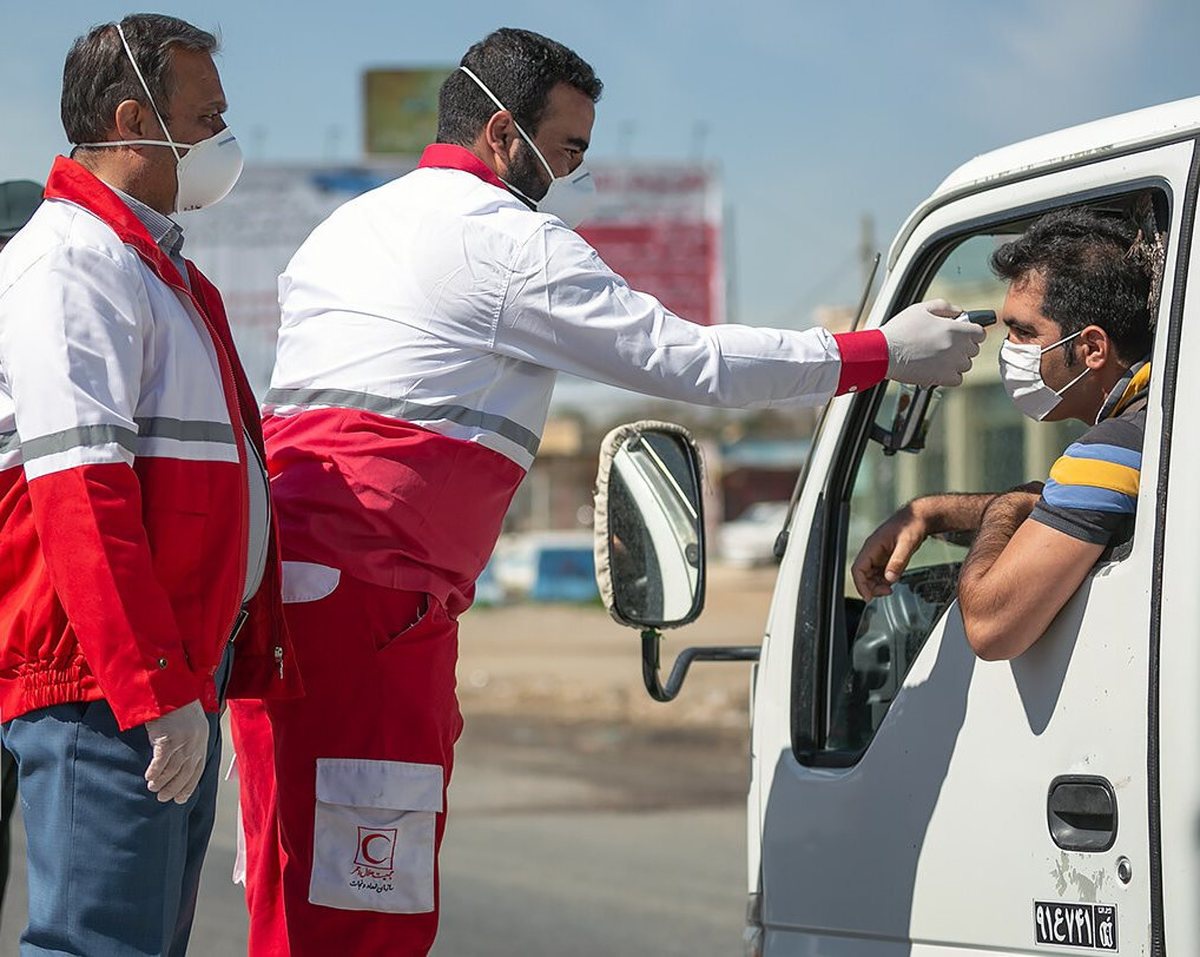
[481,111,518,172]
[113,98,151,141]
[1080,325,1112,371]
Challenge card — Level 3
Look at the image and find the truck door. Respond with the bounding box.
[751,139,1196,955]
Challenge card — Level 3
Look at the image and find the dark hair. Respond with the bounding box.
[990,206,1159,364]
[436,28,602,147]
[62,14,218,146]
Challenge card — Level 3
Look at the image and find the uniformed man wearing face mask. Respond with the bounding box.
[0,16,296,955]
[851,205,1159,662]
[229,27,984,956]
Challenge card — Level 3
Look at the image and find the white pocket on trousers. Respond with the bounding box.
[309,757,443,913]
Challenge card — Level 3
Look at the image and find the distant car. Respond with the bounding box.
[490,531,599,602]
[716,501,789,567]
[473,557,505,606]
[529,545,597,602]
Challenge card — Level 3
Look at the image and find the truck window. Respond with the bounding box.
[825,232,1089,755]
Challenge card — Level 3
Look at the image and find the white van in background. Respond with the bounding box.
[595,97,1200,955]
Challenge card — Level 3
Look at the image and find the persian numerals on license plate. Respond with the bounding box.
[1034,900,1118,951]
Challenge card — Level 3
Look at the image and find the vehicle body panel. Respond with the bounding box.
[748,106,1198,955]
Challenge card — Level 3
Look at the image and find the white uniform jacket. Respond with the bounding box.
[264,144,888,614]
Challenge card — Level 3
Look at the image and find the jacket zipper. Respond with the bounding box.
[165,265,252,668]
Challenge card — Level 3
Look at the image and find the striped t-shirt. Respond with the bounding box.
[1029,361,1149,548]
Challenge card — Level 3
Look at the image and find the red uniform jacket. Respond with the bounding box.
[0,157,299,730]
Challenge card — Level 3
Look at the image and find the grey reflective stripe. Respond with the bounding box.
[21,424,137,462]
[134,417,236,445]
[14,418,235,464]
[266,387,541,456]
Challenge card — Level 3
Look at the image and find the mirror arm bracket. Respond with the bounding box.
[640,629,760,703]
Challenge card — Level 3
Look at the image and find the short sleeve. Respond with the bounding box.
[1029,416,1144,547]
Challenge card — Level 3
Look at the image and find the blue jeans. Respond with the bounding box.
[3,645,231,956]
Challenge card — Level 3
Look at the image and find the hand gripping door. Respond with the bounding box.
[310,758,444,913]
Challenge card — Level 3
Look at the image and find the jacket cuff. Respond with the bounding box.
[107,662,207,731]
[832,329,889,395]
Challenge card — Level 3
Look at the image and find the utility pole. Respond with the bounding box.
[859,213,876,289]
[250,126,267,161]
[617,120,636,158]
[724,204,737,325]
[324,125,343,162]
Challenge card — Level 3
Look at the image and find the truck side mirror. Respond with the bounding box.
[594,421,706,629]
[594,421,760,703]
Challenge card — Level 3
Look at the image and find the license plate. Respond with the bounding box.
[1034,900,1118,951]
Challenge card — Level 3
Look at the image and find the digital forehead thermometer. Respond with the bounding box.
[959,309,997,327]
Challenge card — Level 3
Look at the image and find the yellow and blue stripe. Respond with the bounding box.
[1043,441,1140,514]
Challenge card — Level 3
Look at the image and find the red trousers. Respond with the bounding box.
[231,568,462,956]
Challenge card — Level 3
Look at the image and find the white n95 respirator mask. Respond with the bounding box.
[998,329,1089,421]
[458,65,597,228]
[77,23,243,213]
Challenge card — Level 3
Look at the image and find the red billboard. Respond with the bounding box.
[181,161,727,396]
[580,165,725,327]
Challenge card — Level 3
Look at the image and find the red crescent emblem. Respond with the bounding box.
[360,833,390,866]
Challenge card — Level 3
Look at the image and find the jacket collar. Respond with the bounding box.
[418,143,509,192]
[43,157,259,435]
[1098,359,1151,422]
[42,156,186,289]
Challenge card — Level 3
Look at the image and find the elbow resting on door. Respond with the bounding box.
[961,612,1033,662]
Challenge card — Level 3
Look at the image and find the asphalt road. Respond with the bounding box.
[0,715,748,956]
[432,716,748,957]
[0,568,771,955]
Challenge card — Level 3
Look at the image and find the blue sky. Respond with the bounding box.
[2,0,1197,326]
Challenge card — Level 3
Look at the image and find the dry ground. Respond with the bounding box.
[456,563,777,731]
[0,563,779,956]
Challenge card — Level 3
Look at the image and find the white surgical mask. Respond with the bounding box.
[458,65,597,228]
[77,24,243,213]
[998,329,1090,421]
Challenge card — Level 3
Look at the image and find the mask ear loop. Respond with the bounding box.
[1053,366,1090,399]
[1036,327,1088,405]
[1038,327,1084,356]
[115,22,182,162]
[458,65,556,183]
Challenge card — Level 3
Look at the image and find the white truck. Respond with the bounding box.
[593,96,1200,956]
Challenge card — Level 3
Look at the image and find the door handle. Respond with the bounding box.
[1047,775,1118,852]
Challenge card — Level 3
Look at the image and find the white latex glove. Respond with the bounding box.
[882,299,986,388]
[144,700,209,804]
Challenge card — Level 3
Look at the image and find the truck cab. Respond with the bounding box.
[595,97,1200,955]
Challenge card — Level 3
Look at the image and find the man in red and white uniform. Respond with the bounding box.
[0,16,297,955]
[231,28,983,955]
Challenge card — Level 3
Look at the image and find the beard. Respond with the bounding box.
[506,139,550,204]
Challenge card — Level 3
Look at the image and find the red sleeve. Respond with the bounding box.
[832,329,890,395]
[26,464,205,730]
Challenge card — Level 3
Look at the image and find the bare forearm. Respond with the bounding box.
[913,493,996,535]
[957,492,1040,659]
[915,481,1045,537]
[960,496,1033,587]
